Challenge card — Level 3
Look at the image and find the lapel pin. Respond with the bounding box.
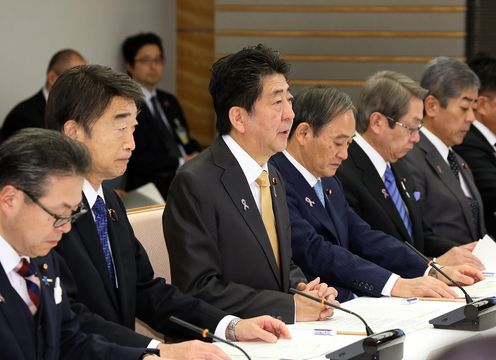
[381,189,389,199]
[42,276,53,286]
[241,199,249,211]
[325,188,332,196]
[0,294,5,303]
[39,263,48,272]
[436,165,442,174]
[305,197,315,208]
[108,208,118,222]
[271,177,278,185]
[461,162,468,170]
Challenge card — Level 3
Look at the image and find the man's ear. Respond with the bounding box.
[125,62,134,77]
[424,95,439,117]
[63,120,82,140]
[228,106,247,133]
[0,185,19,217]
[46,69,58,89]
[368,112,384,135]
[293,122,311,145]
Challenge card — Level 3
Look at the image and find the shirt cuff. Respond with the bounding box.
[424,266,431,277]
[381,273,401,296]
[214,315,238,340]
[147,339,161,349]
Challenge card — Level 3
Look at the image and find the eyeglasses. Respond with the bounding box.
[134,56,164,66]
[18,188,88,228]
[385,115,424,135]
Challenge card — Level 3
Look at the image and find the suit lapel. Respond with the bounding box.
[419,135,477,236]
[349,143,412,242]
[73,195,119,310]
[0,260,37,359]
[213,139,282,286]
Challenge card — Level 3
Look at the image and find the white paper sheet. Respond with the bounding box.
[473,234,496,272]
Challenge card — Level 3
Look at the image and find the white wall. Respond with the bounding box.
[0,0,176,125]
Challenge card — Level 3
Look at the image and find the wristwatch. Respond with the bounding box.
[139,348,160,359]
[226,318,242,341]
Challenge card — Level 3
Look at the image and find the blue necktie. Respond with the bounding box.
[92,196,115,282]
[383,166,413,239]
[313,180,326,207]
[15,259,41,315]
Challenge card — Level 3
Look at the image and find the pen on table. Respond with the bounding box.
[417,297,466,302]
[336,330,367,336]
[482,271,494,277]
[403,297,418,305]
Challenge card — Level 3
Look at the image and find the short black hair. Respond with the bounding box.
[209,44,290,135]
[45,64,143,134]
[122,32,164,66]
[468,53,496,95]
[0,128,90,200]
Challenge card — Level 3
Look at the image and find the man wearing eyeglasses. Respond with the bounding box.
[0,128,165,359]
[122,32,200,199]
[270,85,484,303]
[45,64,291,359]
[403,57,487,255]
[336,70,483,269]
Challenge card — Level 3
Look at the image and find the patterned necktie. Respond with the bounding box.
[92,196,115,282]
[313,180,326,207]
[15,259,41,315]
[447,150,461,180]
[384,166,413,240]
[447,150,481,236]
[256,171,280,268]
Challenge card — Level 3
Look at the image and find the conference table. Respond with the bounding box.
[216,295,496,359]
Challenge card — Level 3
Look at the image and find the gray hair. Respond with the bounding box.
[0,128,91,199]
[356,70,427,133]
[289,86,354,138]
[421,56,480,107]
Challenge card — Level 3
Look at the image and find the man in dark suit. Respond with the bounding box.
[1,49,86,140]
[164,44,336,324]
[404,57,487,254]
[337,70,483,267]
[270,86,483,302]
[122,33,200,198]
[0,128,157,359]
[455,54,496,239]
[45,64,290,359]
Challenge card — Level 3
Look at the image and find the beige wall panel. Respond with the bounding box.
[216,0,464,6]
[216,12,464,32]
[216,36,465,57]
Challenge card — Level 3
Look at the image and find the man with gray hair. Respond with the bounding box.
[270,85,483,302]
[337,70,483,268]
[404,57,486,255]
[2,49,86,140]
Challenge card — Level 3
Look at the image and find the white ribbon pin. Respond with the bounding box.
[381,189,389,199]
[305,197,315,207]
[241,199,249,211]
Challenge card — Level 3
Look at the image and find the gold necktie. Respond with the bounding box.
[256,170,280,268]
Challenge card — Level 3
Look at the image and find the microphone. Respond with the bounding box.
[403,240,496,331]
[290,288,405,360]
[169,316,251,359]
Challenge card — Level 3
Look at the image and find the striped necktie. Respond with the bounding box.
[384,165,413,240]
[15,259,41,315]
[92,196,115,282]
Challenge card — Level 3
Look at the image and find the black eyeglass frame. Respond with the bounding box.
[18,188,88,228]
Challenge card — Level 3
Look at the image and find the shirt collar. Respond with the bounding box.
[42,86,49,101]
[282,150,319,187]
[222,135,268,184]
[353,133,389,178]
[0,234,28,276]
[473,120,496,148]
[421,127,451,162]
[82,179,105,209]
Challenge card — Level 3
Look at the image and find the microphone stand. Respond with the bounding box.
[290,288,405,360]
[403,240,496,331]
[169,316,251,359]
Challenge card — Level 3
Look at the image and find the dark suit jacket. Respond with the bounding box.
[455,124,496,238]
[337,141,450,256]
[270,152,427,302]
[2,89,46,140]
[164,137,307,323]
[54,186,226,347]
[404,132,486,254]
[0,251,144,360]
[126,89,200,198]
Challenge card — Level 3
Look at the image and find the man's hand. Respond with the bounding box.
[391,277,459,298]
[234,315,291,343]
[294,277,339,322]
[436,242,484,270]
[437,264,485,286]
[158,341,229,360]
